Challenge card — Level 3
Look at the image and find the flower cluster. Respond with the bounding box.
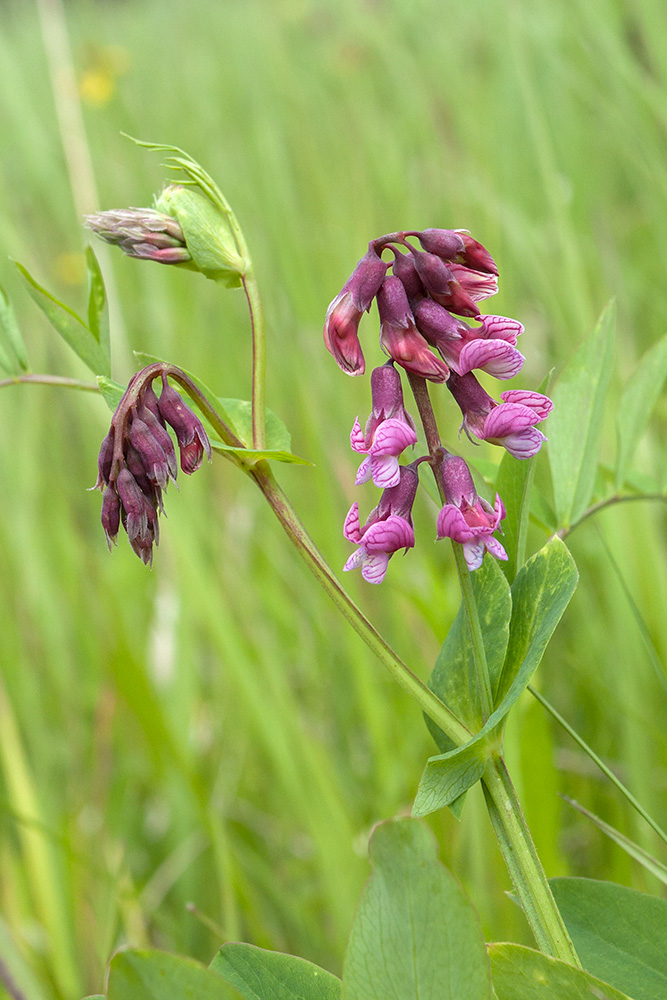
[94,366,211,566]
[327,229,552,580]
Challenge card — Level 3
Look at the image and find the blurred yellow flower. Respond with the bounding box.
[78,45,130,107]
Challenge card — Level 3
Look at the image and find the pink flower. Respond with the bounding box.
[413,299,525,380]
[350,362,417,488]
[323,244,388,375]
[343,466,418,584]
[446,372,553,459]
[436,455,507,570]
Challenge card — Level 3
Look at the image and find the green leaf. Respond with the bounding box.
[550,877,667,1000]
[414,538,577,818]
[548,300,615,527]
[97,376,125,411]
[342,819,491,1000]
[427,556,512,748]
[108,949,239,1000]
[489,943,633,999]
[0,283,29,374]
[14,261,109,376]
[615,332,667,489]
[412,739,490,818]
[86,246,110,364]
[210,944,340,1000]
[494,536,578,708]
[496,451,535,582]
[134,352,310,465]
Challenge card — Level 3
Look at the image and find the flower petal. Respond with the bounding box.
[483,402,542,438]
[484,535,508,561]
[500,390,553,419]
[361,551,390,584]
[370,418,418,456]
[343,547,365,572]
[350,416,367,454]
[355,456,372,485]
[363,515,415,553]
[456,339,525,380]
[497,426,547,459]
[474,315,524,344]
[369,455,401,489]
[436,504,478,542]
[343,502,362,542]
[462,538,486,570]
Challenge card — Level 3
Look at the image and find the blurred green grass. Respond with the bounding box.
[0,0,666,995]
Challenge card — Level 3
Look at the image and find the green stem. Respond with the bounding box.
[482,754,581,965]
[241,271,267,451]
[558,492,667,539]
[452,543,494,721]
[250,460,472,747]
[0,373,98,392]
[528,684,667,845]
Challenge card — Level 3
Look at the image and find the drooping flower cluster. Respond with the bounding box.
[94,366,211,566]
[326,229,553,579]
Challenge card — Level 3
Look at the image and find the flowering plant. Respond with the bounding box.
[2,142,665,1000]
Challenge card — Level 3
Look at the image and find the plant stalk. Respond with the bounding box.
[482,754,581,965]
[241,270,267,451]
[250,460,472,748]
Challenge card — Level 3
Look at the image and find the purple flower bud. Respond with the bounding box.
[84,209,192,265]
[437,455,507,570]
[377,278,450,382]
[100,487,121,547]
[343,465,419,584]
[391,251,425,301]
[94,430,115,490]
[414,300,524,379]
[411,228,466,260]
[128,417,171,489]
[157,381,212,473]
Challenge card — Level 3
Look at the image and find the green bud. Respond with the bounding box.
[155,185,247,286]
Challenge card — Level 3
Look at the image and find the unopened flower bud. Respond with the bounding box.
[377,277,449,382]
[411,228,465,260]
[157,379,212,473]
[155,185,247,286]
[323,244,388,375]
[84,209,192,265]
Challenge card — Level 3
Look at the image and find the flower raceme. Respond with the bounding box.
[327,227,554,580]
[94,366,211,565]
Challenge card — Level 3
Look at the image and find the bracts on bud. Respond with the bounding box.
[93,364,212,566]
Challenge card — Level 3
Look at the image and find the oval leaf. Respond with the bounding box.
[342,819,491,1000]
[550,877,667,1000]
[210,944,341,1000]
[489,943,633,999]
[412,739,489,818]
[548,300,615,527]
[108,949,238,1000]
[615,332,667,489]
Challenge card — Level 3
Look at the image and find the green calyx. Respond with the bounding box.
[155,185,247,286]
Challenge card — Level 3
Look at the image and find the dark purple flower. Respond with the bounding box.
[436,454,507,570]
[377,277,450,382]
[343,465,419,584]
[323,244,388,375]
[94,366,211,565]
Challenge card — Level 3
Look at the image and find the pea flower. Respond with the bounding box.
[343,465,419,584]
[94,366,211,566]
[350,362,417,488]
[436,454,507,570]
[413,298,525,380]
[377,277,449,382]
[447,372,553,459]
[323,244,388,375]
